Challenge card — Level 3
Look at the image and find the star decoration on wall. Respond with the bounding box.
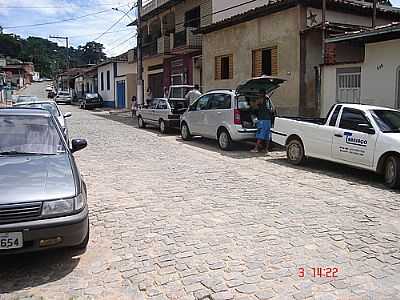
[307,10,318,26]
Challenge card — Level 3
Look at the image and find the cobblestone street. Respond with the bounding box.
[1,84,400,299]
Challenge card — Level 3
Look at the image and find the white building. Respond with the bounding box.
[321,23,400,116]
[97,56,137,109]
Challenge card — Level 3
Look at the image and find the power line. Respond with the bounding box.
[93,5,135,42]
[68,29,131,39]
[108,35,136,53]
[3,4,129,29]
[0,2,131,9]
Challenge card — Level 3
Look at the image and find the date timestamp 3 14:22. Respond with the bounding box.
[298,267,339,278]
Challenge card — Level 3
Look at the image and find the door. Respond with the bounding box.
[116,80,126,109]
[332,107,377,167]
[148,73,164,98]
[204,93,232,138]
[186,94,211,135]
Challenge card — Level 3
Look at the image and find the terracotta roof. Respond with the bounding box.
[198,0,400,34]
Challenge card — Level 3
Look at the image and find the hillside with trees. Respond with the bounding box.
[0,34,107,78]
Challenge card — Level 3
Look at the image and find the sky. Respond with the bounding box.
[0,0,138,57]
[1,0,400,58]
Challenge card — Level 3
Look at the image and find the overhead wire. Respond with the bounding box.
[3,3,130,29]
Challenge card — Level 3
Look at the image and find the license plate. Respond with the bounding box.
[0,232,23,250]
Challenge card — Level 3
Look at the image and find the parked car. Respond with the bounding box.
[13,95,40,104]
[13,100,72,140]
[0,108,89,254]
[45,87,53,92]
[180,77,285,150]
[137,85,194,133]
[79,93,104,110]
[272,103,400,188]
[55,91,72,104]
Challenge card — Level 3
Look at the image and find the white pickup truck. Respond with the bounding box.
[272,104,400,188]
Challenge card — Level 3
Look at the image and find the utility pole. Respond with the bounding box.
[137,0,144,106]
[321,0,327,64]
[372,0,377,28]
[49,36,70,69]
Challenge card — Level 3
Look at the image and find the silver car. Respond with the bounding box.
[0,108,89,254]
[180,77,285,150]
[13,100,72,140]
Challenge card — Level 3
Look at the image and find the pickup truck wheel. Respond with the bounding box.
[138,116,146,129]
[384,156,400,189]
[218,129,232,151]
[159,119,168,134]
[287,139,305,165]
[181,123,192,141]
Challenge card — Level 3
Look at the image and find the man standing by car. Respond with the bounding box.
[251,91,274,154]
[185,84,202,105]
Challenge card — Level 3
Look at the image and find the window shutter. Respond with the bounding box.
[215,56,221,80]
[271,46,278,76]
[228,54,233,79]
[252,49,262,77]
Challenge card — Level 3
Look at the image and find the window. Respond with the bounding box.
[209,94,231,110]
[215,55,233,80]
[185,6,200,28]
[157,100,168,109]
[329,105,342,126]
[193,95,211,111]
[252,46,278,77]
[339,108,372,132]
[336,67,361,103]
[106,70,111,90]
[100,72,104,91]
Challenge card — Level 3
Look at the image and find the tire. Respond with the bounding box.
[384,155,400,189]
[181,122,192,141]
[159,119,168,134]
[218,128,232,151]
[138,116,146,129]
[286,138,305,165]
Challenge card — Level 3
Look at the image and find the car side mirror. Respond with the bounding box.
[64,112,72,118]
[71,139,87,153]
[358,124,375,135]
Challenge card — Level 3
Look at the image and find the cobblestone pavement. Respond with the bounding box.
[1,83,400,300]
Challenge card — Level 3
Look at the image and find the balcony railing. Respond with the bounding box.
[157,35,171,54]
[142,40,158,57]
[142,0,171,16]
[172,27,202,50]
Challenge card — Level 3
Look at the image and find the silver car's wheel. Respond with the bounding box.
[287,139,305,165]
[181,123,192,141]
[138,116,146,129]
[159,120,167,134]
[384,156,400,188]
[218,129,232,151]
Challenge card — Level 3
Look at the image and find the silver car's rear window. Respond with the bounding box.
[0,115,65,155]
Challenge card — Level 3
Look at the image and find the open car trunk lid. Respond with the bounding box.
[235,76,286,98]
[235,76,286,129]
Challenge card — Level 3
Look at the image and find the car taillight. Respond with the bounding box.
[234,109,241,125]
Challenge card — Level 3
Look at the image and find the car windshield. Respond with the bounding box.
[58,92,69,96]
[16,96,39,103]
[0,115,65,155]
[371,109,400,133]
[15,102,61,116]
[86,93,99,99]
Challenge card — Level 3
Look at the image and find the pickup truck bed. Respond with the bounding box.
[278,116,326,125]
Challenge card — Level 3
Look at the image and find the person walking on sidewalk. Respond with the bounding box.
[131,96,137,118]
[251,91,274,153]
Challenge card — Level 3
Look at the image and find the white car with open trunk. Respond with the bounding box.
[272,103,400,188]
